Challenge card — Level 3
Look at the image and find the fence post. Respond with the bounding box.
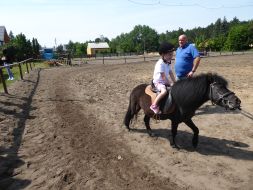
[29,62,33,70]
[144,55,146,62]
[0,68,8,94]
[18,63,23,80]
[103,55,104,64]
[25,62,29,73]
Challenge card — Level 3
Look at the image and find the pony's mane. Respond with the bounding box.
[171,73,228,109]
[188,73,228,86]
[207,73,228,86]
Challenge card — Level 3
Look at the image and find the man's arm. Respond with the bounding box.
[187,56,201,77]
[192,56,201,72]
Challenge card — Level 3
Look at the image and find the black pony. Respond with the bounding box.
[124,73,241,148]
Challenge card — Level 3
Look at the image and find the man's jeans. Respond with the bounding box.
[4,62,14,79]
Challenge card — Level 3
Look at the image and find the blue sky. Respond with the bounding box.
[1,0,252,47]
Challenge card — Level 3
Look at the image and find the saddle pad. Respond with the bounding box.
[145,85,157,104]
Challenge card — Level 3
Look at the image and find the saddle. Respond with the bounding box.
[145,82,175,114]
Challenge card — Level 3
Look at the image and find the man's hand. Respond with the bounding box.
[187,71,195,77]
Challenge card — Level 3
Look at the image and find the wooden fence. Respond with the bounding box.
[78,50,253,65]
[0,58,34,94]
[1,50,252,93]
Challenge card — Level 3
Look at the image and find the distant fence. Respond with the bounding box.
[73,50,253,65]
[205,51,253,57]
[1,51,252,93]
[0,58,34,94]
[85,54,160,65]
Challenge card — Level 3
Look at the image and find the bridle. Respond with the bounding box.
[209,82,235,106]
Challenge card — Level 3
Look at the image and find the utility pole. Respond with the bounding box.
[54,38,57,50]
[143,38,145,55]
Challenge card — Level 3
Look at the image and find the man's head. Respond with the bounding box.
[159,42,174,63]
[178,34,188,47]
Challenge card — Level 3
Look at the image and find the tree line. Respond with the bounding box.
[113,17,253,53]
[65,17,253,56]
[0,32,40,62]
[1,17,252,61]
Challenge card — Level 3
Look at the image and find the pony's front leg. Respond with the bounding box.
[184,119,199,148]
[170,121,179,149]
[144,115,155,137]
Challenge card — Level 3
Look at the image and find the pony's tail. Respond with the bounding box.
[124,93,138,130]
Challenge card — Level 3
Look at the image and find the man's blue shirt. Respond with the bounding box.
[175,43,199,77]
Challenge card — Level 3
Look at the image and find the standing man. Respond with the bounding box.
[1,56,14,80]
[175,34,201,80]
[67,52,72,65]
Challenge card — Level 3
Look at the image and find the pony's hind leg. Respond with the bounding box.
[144,115,155,137]
[124,108,133,131]
[124,99,141,131]
[184,119,199,148]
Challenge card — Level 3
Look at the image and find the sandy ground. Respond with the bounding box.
[0,54,253,190]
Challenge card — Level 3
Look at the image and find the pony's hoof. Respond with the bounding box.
[170,141,180,149]
[124,125,131,132]
[171,144,180,149]
[192,137,198,148]
[192,143,198,148]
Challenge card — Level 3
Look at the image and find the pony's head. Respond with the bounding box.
[208,73,241,110]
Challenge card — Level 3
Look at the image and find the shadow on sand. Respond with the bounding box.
[196,104,253,121]
[130,127,253,160]
[0,69,42,189]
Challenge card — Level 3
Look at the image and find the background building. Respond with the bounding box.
[87,42,109,57]
[0,26,10,46]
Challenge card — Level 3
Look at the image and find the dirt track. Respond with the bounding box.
[0,54,253,190]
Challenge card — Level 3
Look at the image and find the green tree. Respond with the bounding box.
[101,18,253,53]
[220,17,229,36]
[1,45,18,63]
[8,31,15,41]
[32,38,40,58]
[247,21,253,46]
[230,17,240,26]
[213,18,222,37]
[56,44,64,54]
[66,40,76,55]
[12,33,33,61]
[95,38,101,43]
[224,24,250,51]
[110,25,159,54]
[94,35,110,43]
[75,42,87,57]
[1,32,40,61]
[129,25,159,53]
[159,28,185,48]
